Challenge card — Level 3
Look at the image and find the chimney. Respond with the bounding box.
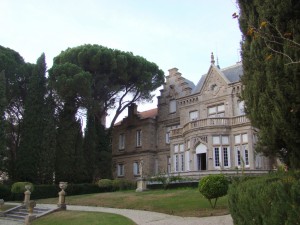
[128,103,138,118]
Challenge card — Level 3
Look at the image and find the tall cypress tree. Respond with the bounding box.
[17,54,47,182]
[238,0,300,168]
[55,100,85,183]
[0,70,6,173]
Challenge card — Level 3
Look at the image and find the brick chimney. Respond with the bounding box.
[128,103,138,118]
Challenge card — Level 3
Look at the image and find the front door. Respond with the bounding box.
[197,153,207,170]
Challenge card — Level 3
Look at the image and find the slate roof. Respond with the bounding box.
[191,62,243,94]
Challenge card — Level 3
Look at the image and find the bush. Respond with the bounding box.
[11,182,34,193]
[66,183,100,196]
[31,185,59,200]
[198,174,229,208]
[228,171,300,225]
[98,179,113,192]
[112,179,135,191]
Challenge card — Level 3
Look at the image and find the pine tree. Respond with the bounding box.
[238,0,300,168]
[16,54,47,182]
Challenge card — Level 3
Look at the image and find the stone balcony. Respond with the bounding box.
[170,115,250,137]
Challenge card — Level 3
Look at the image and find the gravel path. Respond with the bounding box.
[0,203,234,225]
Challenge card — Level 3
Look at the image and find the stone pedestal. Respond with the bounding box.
[25,200,37,225]
[23,185,32,208]
[57,182,68,210]
[136,178,147,192]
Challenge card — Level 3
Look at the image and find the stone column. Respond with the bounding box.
[136,158,147,192]
[24,185,32,208]
[57,182,68,210]
[0,199,4,216]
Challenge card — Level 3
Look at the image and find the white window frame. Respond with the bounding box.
[136,130,142,147]
[117,164,124,177]
[235,134,250,168]
[185,151,190,171]
[119,133,125,150]
[213,135,230,169]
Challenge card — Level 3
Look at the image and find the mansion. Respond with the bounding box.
[111,54,272,181]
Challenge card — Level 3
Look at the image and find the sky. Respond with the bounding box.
[0,0,242,126]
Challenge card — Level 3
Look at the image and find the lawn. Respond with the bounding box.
[31,211,136,225]
[36,188,229,217]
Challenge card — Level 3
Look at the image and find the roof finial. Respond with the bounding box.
[211,52,215,65]
[216,56,220,69]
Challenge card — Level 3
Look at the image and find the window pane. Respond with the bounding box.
[242,133,248,143]
[214,147,220,167]
[208,106,216,114]
[235,135,241,144]
[169,100,176,113]
[180,144,184,152]
[223,147,230,167]
[174,144,179,153]
[189,111,198,121]
[222,136,229,145]
[213,136,220,145]
[218,104,225,112]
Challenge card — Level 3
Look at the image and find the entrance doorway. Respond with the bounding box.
[195,143,207,171]
[197,153,207,170]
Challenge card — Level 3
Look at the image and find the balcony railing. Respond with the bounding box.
[170,115,250,137]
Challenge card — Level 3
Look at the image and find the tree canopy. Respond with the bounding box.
[237,0,300,168]
[49,44,164,129]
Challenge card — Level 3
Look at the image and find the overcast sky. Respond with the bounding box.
[1,0,242,126]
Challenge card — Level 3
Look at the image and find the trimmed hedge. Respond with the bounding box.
[228,171,300,225]
[98,179,113,192]
[112,179,135,191]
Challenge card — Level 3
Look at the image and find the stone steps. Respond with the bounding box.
[1,204,56,222]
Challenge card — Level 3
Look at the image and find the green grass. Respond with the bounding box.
[31,211,136,225]
[0,205,15,211]
[37,188,229,217]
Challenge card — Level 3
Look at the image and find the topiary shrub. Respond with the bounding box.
[11,182,34,193]
[198,174,229,209]
[98,179,113,192]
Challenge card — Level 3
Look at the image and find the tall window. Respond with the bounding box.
[235,134,250,167]
[117,164,124,176]
[174,144,184,172]
[136,130,142,147]
[208,104,225,117]
[212,135,230,168]
[189,110,199,121]
[169,99,176,113]
[119,133,125,150]
[133,162,140,175]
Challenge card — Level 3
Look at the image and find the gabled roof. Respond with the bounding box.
[138,108,157,119]
[114,108,157,126]
[191,62,243,94]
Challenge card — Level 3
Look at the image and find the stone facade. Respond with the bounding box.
[112,55,272,181]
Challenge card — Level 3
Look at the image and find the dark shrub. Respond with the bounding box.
[0,184,11,200]
[112,179,135,191]
[198,174,229,208]
[228,171,300,225]
[31,185,59,200]
[98,179,113,192]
